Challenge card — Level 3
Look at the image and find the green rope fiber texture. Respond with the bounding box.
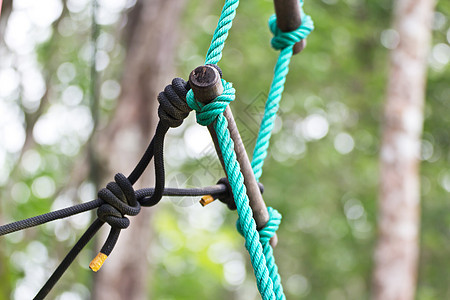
[237,206,284,299]
[204,0,239,65]
[251,1,314,181]
[187,81,275,299]
[189,0,314,299]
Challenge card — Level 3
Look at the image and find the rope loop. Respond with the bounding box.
[186,79,235,126]
[158,78,192,128]
[97,173,141,229]
[269,7,314,50]
[258,207,281,243]
[236,206,281,243]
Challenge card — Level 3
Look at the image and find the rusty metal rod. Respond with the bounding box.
[189,65,273,236]
[273,0,306,54]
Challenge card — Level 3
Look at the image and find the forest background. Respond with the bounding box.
[0,0,449,299]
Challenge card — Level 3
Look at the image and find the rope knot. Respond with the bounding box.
[216,177,265,211]
[186,79,235,126]
[268,9,314,50]
[236,207,281,244]
[158,78,192,128]
[97,173,141,229]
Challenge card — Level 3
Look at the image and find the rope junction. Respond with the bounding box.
[0,1,313,299]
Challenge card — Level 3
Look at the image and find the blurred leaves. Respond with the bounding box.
[0,0,449,299]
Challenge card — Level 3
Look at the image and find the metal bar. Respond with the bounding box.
[273,0,305,54]
[189,65,273,234]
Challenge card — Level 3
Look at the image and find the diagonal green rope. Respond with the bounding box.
[248,5,313,297]
[251,45,294,181]
[259,207,284,299]
[192,1,314,299]
[214,112,275,299]
[251,2,314,182]
[238,207,284,299]
[204,0,239,65]
[187,82,275,299]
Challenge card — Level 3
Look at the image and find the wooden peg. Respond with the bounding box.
[189,65,276,246]
[274,0,306,54]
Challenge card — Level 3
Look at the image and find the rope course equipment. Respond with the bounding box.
[0,0,313,298]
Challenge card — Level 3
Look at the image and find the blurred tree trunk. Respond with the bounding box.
[372,0,435,299]
[93,0,186,299]
[0,1,4,19]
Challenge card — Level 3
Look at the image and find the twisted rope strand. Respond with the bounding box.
[249,2,314,298]
[251,2,314,182]
[257,207,284,299]
[187,82,276,299]
[251,45,293,181]
[214,113,275,300]
[205,0,239,65]
[236,207,284,299]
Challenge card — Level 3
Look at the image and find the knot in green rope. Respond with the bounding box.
[186,79,235,126]
[236,207,282,243]
[269,8,314,50]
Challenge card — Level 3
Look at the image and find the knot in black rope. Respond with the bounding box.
[97,173,141,229]
[216,177,265,210]
[158,78,192,128]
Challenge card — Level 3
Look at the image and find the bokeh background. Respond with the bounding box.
[0,0,449,299]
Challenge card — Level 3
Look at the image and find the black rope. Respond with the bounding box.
[127,136,155,185]
[90,78,193,264]
[0,182,237,236]
[7,179,240,299]
[0,199,102,236]
[0,72,254,298]
[97,173,141,229]
[127,77,190,186]
[3,77,193,298]
[138,121,169,207]
[34,219,104,300]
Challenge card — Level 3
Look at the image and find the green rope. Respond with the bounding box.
[251,3,314,181]
[238,207,284,299]
[247,5,313,298]
[204,0,239,65]
[189,1,314,299]
[187,81,276,299]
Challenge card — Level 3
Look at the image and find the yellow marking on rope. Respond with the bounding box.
[89,252,108,272]
[200,195,215,206]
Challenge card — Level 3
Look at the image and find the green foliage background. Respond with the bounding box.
[0,0,449,299]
